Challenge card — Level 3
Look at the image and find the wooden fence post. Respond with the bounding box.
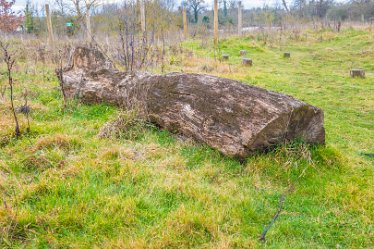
[45,4,54,46]
[183,7,187,38]
[238,1,242,36]
[214,0,218,45]
[86,10,92,42]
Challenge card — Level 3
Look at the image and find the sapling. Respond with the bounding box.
[118,1,149,72]
[21,88,31,133]
[0,41,20,137]
[56,49,67,109]
[0,84,6,100]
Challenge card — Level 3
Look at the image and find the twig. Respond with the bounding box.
[259,194,286,243]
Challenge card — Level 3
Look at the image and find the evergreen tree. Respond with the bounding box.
[24,0,34,33]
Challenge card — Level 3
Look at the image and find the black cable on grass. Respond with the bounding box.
[259,194,286,243]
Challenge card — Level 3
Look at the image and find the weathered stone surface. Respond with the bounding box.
[61,47,325,158]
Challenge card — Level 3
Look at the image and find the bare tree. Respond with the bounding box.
[118,1,149,72]
[282,0,290,13]
[185,0,206,23]
[54,0,68,16]
[68,0,83,18]
[291,0,335,19]
[66,0,98,18]
[62,0,98,39]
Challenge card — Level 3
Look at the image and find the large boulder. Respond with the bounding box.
[61,47,325,158]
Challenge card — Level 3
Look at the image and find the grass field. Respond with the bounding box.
[0,28,373,248]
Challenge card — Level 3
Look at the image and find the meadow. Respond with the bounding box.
[0,27,373,248]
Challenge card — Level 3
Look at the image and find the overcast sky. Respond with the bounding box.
[14,0,289,11]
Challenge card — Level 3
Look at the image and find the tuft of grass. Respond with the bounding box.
[98,110,152,141]
[33,134,81,152]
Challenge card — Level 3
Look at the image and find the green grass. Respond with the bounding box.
[0,28,373,248]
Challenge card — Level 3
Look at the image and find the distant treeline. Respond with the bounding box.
[5,0,374,36]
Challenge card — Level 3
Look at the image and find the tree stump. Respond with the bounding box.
[222,54,229,61]
[240,50,247,56]
[350,69,365,78]
[59,47,325,159]
[242,58,252,66]
[283,52,291,58]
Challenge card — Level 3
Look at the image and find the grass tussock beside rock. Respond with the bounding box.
[33,134,82,152]
[98,111,151,141]
[0,28,373,248]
